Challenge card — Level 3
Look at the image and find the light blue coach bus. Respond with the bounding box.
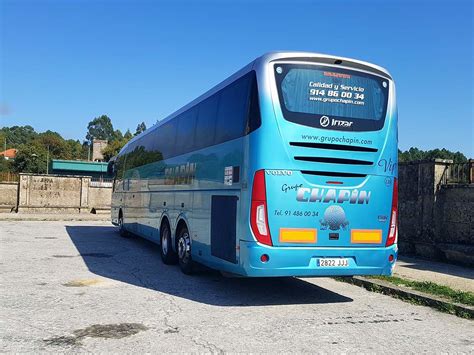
[110,51,398,277]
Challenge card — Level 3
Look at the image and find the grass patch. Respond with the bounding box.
[335,276,473,319]
[369,276,474,306]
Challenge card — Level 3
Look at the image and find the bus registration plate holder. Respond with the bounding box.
[317,258,349,268]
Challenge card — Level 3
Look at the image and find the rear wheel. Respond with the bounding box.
[177,226,194,275]
[160,222,177,264]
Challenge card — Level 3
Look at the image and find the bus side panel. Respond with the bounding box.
[118,138,244,272]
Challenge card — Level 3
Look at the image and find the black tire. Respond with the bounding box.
[160,222,178,264]
[177,226,194,275]
[118,213,130,238]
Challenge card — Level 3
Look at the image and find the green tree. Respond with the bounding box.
[0,158,12,172]
[398,147,468,163]
[81,141,91,160]
[102,139,127,161]
[36,131,70,160]
[134,122,147,136]
[0,125,37,148]
[12,143,48,174]
[0,131,6,151]
[86,115,114,142]
[101,130,133,162]
[124,129,133,140]
[112,129,124,142]
[65,139,84,160]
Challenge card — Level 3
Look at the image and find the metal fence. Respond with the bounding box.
[90,176,114,187]
[0,172,19,183]
[440,161,473,185]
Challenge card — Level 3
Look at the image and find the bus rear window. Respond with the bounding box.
[274,64,389,131]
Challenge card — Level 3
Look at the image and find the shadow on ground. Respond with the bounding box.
[398,256,474,280]
[65,225,353,307]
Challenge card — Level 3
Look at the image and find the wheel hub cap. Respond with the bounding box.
[178,233,190,261]
[162,233,168,254]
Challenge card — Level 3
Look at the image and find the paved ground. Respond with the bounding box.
[394,256,474,293]
[0,212,109,221]
[1,221,473,353]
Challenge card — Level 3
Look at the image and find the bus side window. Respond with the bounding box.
[195,94,219,150]
[176,107,198,155]
[215,74,250,144]
[246,72,261,134]
[155,120,177,160]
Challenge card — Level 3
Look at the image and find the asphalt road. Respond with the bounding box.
[1,221,473,353]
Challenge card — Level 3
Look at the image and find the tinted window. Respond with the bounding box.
[142,133,154,153]
[247,72,261,134]
[176,108,198,154]
[155,120,177,159]
[120,71,261,172]
[275,64,389,131]
[195,94,219,149]
[215,75,250,144]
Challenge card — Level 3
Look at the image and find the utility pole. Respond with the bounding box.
[46,145,49,174]
[88,137,93,161]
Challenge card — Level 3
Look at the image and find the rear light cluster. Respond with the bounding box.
[250,170,272,246]
[386,178,398,247]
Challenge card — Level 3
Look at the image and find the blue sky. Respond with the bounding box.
[1,0,473,156]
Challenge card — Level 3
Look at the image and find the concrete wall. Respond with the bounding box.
[0,182,19,212]
[13,173,111,214]
[92,139,108,162]
[89,185,112,212]
[399,160,474,266]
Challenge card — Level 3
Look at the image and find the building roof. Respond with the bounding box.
[50,159,108,173]
[0,148,17,159]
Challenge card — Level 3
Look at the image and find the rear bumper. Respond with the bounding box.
[239,240,397,277]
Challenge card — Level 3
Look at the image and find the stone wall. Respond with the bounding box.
[89,185,112,213]
[18,174,89,212]
[399,160,474,266]
[8,173,112,214]
[92,139,108,162]
[0,182,19,212]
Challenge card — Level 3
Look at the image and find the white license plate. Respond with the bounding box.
[317,258,349,268]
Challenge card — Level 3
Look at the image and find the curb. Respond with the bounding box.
[340,276,474,319]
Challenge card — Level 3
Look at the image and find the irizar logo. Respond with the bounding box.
[296,187,371,204]
[332,119,353,127]
[320,116,330,127]
[319,115,353,128]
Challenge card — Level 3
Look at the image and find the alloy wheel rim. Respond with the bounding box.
[161,232,168,255]
[178,233,190,261]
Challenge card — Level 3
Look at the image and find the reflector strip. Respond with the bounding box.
[279,228,317,243]
[351,229,382,244]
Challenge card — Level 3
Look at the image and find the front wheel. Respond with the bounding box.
[118,214,130,238]
[177,227,194,275]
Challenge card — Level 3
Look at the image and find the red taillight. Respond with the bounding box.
[386,178,398,247]
[250,170,272,246]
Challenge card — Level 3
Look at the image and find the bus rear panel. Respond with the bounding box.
[240,54,398,277]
